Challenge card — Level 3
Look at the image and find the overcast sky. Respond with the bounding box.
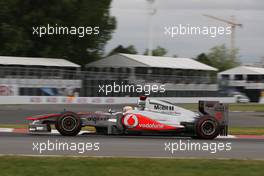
[106,0,264,64]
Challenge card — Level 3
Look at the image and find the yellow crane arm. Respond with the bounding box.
[203,14,242,27]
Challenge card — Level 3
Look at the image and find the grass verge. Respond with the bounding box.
[0,124,28,129]
[229,127,264,135]
[0,156,264,176]
[229,104,264,112]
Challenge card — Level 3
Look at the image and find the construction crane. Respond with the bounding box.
[203,14,242,60]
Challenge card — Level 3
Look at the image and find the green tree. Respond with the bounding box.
[144,46,167,56]
[196,53,211,66]
[196,45,240,72]
[0,0,116,67]
[108,45,138,56]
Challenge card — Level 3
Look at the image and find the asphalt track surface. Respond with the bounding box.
[0,104,263,127]
[0,104,263,159]
[0,132,264,159]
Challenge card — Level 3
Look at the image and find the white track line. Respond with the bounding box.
[50,129,93,135]
[0,128,13,132]
[216,135,236,139]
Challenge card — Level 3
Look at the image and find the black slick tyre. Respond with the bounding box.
[195,116,220,140]
[55,112,81,136]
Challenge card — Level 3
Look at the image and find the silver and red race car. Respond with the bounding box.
[26,96,229,139]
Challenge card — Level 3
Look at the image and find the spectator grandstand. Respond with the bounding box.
[0,54,224,97]
[85,54,220,97]
[0,56,81,96]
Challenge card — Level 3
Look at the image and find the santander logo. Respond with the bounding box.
[123,114,138,128]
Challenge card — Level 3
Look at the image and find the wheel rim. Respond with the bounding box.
[61,116,77,132]
[201,120,216,136]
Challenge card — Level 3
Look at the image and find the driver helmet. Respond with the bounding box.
[123,106,133,113]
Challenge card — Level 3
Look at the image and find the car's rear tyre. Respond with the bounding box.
[195,116,220,140]
[55,112,81,136]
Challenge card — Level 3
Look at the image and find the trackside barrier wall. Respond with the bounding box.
[0,96,236,104]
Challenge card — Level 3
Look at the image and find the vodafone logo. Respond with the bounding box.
[123,114,138,128]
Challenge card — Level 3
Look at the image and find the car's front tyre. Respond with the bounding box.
[55,112,81,136]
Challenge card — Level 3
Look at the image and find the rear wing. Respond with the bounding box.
[198,101,229,136]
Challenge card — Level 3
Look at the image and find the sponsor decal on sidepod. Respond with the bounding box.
[123,114,177,131]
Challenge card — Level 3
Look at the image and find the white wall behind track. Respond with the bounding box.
[0,96,237,104]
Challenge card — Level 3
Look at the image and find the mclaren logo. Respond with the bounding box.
[123,114,138,128]
[154,105,174,111]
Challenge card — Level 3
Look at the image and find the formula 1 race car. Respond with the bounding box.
[26,96,229,139]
